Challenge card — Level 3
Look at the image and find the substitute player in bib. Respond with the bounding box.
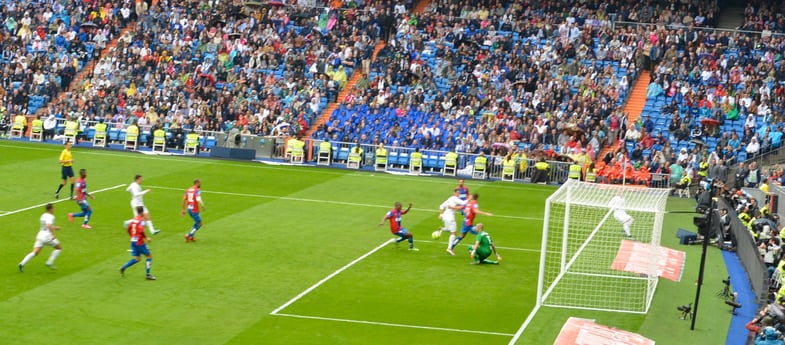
[182,179,205,242]
[609,192,634,238]
[469,223,501,264]
[379,202,419,251]
[68,169,95,229]
[126,174,160,235]
[120,206,156,280]
[449,193,493,253]
[438,190,467,255]
[55,141,75,199]
[19,203,62,271]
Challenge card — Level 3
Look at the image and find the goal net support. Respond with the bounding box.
[537,179,670,314]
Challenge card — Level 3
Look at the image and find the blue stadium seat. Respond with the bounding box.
[205,136,216,150]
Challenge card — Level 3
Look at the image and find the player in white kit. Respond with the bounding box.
[127,174,160,235]
[438,190,468,255]
[19,203,62,271]
[609,193,634,238]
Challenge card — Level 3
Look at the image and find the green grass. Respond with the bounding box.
[0,141,732,344]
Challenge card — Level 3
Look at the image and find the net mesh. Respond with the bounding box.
[539,180,670,313]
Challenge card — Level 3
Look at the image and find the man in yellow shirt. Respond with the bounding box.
[55,141,75,199]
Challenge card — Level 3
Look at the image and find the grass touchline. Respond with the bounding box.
[0,184,126,218]
[0,143,557,192]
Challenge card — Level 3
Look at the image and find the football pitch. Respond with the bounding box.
[0,141,732,344]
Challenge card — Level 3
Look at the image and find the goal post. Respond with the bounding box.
[537,179,670,314]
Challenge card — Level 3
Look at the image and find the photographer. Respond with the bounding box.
[761,236,782,278]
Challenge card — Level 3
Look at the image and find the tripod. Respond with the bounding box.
[717,279,733,299]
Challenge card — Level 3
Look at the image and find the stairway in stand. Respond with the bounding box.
[305,0,432,138]
[598,70,650,160]
[305,41,385,137]
[24,26,134,137]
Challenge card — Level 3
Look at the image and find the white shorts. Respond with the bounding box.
[614,211,633,224]
[34,231,60,248]
[442,217,458,232]
[131,204,149,216]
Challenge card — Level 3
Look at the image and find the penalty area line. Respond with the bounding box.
[0,184,126,218]
[418,239,540,253]
[146,185,541,221]
[273,313,515,337]
[270,239,394,315]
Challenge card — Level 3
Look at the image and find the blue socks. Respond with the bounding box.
[122,259,138,270]
[145,258,152,275]
[73,209,92,224]
[450,237,463,250]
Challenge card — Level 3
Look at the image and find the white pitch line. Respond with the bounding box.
[146,185,541,221]
[0,143,557,192]
[509,304,542,345]
[418,239,540,253]
[270,239,394,315]
[274,313,515,337]
[0,184,126,218]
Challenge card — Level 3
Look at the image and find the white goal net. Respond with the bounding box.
[537,179,670,313]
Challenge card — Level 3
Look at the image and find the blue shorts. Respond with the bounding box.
[61,166,74,179]
[394,228,410,238]
[461,224,477,235]
[130,243,150,257]
[188,210,202,224]
[78,200,90,210]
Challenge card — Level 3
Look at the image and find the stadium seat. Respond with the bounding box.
[29,119,43,142]
[205,136,216,151]
[443,154,457,176]
[152,129,166,152]
[316,146,331,165]
[93,124,107,147]
[183,133,200,155]
[398,152,410,168]
[107,127,119,143]
[62,121,78,143]
[10,115,26,138]
[337,147,350,162]
[347,149,362,169]
[125,125,139,150]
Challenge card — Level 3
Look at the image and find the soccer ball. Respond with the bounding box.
[431,230,441,240]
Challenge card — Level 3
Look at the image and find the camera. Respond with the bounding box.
[677,303,692,320]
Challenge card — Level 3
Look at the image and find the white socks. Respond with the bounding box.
[20,252,36,266]
[46,249,61,265]
[623,221,633,237]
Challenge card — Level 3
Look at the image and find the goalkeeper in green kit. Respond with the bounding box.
[469,223,501,265]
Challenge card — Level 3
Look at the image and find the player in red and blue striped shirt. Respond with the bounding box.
[449,193,493,252]
[68,169,94,229]
[379,202,418,251]
[120,206,155,280]
[183,179,205,242]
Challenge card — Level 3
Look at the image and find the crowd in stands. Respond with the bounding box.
[0,0,778,187]
[311,0,721,162]
[1,0,403,142]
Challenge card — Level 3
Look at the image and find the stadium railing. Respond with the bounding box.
[37,118,673,187]
[298,139,672,186]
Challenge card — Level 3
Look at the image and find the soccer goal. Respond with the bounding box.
[537,179,670,314]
